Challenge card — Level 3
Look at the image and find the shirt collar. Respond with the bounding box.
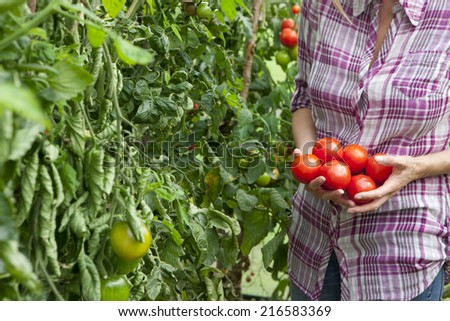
[348,0,427,26]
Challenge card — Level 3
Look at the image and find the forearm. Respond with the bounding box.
[291,108,317,154]
[414,149,450,179]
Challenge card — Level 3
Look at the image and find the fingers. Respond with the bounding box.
[305,177,355,208]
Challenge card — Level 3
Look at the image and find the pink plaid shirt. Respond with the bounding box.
[289,0,450,300]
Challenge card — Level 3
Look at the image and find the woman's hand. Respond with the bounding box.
[347,154,419,214]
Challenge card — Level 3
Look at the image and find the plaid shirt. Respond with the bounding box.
[289,0,450,300]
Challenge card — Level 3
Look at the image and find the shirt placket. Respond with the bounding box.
[356,2,402,140]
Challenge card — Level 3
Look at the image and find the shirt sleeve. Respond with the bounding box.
[290,0,319,113]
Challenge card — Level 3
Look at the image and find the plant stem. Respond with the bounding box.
[0,0,60,51]
[125,0,145,19]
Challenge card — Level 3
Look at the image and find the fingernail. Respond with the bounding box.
[355,195,362,200]
[375,156,384,163]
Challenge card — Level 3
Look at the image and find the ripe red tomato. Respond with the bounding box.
[342,144,369,174]
[365,153,393,185]
[292,4,300,14]
[318,160,351,190]
[312,137,344,163]
[346,174,377,204]
[281,18,295,30]
[291,154,322,184]
[279,28,298,48]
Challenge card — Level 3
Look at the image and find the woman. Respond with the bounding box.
[289,0,450,300]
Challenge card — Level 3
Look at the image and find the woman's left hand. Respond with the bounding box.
[347,154,420,214]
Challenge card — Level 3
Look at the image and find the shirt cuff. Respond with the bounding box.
[290,79,311,112]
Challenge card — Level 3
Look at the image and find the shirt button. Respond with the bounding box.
[359,82,364,89]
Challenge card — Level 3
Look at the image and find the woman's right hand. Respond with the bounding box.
[293,148,355,208]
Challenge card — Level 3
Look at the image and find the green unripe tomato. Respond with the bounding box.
[289,46,298,61]
[112,255,140,275]
[100,275,130,301]
[275,51,291,67]
[110,221,152,261]
[256,172,271,187]
[196,2,213,19]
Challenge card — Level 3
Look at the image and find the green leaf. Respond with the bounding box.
[241,210,271,255]
[0,110,13,164]
[115,37,155,66]
[269,188,290,213]
[9,124,42,161]
[102,0,125,18]
[246,159,267,184]
[220,0,237,21]
[85,147,105,216]
[0,83,49,127]
[236,189,258,212]
[235,0,251,15]
[146,265,162,300]
[78,247,101,300]
[65,104,85,157]
[17,153,39,225]
[60,162,79,200]
[0,192,15,242]
[261,229,287,269]
[45,61,94,101]
[87,25,106,48]
[0,241,41,294]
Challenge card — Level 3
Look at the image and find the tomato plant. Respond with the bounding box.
[313,137,344,163]
[110,221,152,261]
[291,154,322,184]
[342,144,369,174]
[346,175,377,204]
[279,28,298,48]
[365,154,393,185]
[292,4,301,14]
[318,160,351,190]
[100,275,130,301]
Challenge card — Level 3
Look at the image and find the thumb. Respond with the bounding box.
[293,148,302,158]
[374,154,396,166]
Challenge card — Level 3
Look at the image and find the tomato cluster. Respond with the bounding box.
[275,13,300,68]
[101,221,152,301]
[291,137,393,204]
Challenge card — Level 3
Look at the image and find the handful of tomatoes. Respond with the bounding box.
[290,137,393,204]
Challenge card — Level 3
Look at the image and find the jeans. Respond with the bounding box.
[290,251,444,301]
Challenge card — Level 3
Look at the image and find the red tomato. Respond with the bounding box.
[365,153,393,185]
[312,137,344,163]
[342,144,369,174]
[318,160,351,190]
[291,154,322,184]
[281,18,295,30]
[346,174,377,204]
[279,28,298,48]
[292,4,300,14]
